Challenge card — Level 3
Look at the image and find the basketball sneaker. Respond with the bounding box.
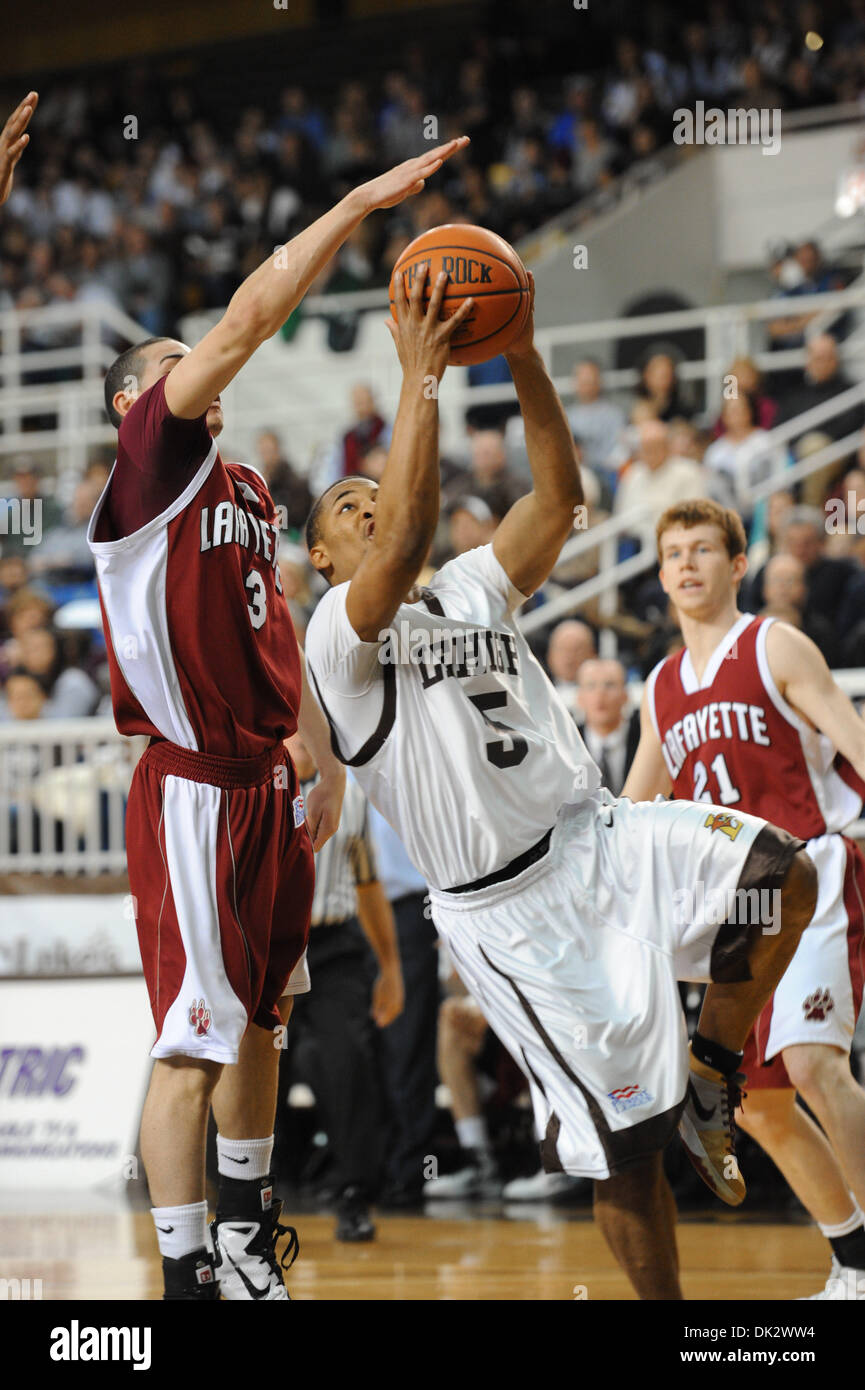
[501,1170,588,1202]
[423,1152,502,1200]
[678,1045,746,1206]
[212,1184,299,1302]
[162,1246,219,1300]
[801,1257,865,1300]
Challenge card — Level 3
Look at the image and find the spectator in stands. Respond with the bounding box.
[277,542,317,642]
[635,353,693,422]
[1,459,63,556]
[767,241,845,352]
[713,357,779,434]
[746,486,795,574]
[0,588,55,677]
[565,358,626,480]
[777,334,865,449]
[574,658,640,795]
[447,496,496,558]
[0,553,32,621]
[760,553,841,667]
[464,428,524,520]
[668,419,705,465]
[16,626,99,717]
[28,476,102,586]
[545,618,596,706]
[703,393,784,522]
[824,467,865,558]
[0,667,47,721]
[745,505,858,631]
[332,383,392,481]
[614,419,722,543]
[255,429,312,536]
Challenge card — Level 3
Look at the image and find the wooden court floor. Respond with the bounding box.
[0,1197,836,1300]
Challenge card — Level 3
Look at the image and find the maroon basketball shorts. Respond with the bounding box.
[743,832,865,1089]
[125,739,314,1064]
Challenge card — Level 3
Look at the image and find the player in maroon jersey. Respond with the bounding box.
[625,498,865,1299]
[86,136,470,1301]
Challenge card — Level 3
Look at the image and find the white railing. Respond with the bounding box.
[519,377,865,639]
[1,694,864,876]
[0,719,147,875]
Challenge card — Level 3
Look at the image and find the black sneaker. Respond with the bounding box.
[162,1246,219,1300]
[335,1187,375,1243]
[212,1182,300,1301]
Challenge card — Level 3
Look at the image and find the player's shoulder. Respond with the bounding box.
[228,460,268,487]
[431,542,517,604]
[305,581,351,658]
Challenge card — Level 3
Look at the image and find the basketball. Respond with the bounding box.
[389,224,531,366]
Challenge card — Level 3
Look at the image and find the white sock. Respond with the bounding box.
[455,1116,490,1154]
[151,1201,209,1261]
[217,1133,274,1181]
[819,1207,864,1240]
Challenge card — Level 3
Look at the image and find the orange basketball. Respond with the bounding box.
[389,224,531,366]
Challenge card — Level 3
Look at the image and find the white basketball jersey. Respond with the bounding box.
[304,544,599,890]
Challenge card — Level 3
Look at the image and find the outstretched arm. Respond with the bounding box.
[345,267,473,642]
[766,621,865,781]
[164,137,468,422]
[492,275,584,597]
[0,91,38,207]
[292,649,345,850]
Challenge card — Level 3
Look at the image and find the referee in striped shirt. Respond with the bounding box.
[280,733,404,1243]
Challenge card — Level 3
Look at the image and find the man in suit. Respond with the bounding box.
[575,657,639,795]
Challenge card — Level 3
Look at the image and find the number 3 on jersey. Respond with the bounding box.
[246,569,267,629]
[693,752,740,805]
[468,691,529,769]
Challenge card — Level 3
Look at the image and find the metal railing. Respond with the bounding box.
[519,377,865,639]
[0,719,147,875]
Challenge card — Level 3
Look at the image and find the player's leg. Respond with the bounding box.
[424,995,501,1199]
[736,1084,858,1225]
[139,1056,223,1299]
[593,1153,682,1300]
[209,769,314,1301]
[783,1044,865,1217]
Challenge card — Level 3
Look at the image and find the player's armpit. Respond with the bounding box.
[163,307,263,421]
[621,692,672,801]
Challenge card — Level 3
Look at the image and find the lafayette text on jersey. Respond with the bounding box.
[304,544,600,891]
[647,612,865,838]
[87,407,301,758]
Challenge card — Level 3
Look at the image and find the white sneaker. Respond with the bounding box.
[502,1170,586,1202]
[211,1198,298,1301]
[423,1161,502,1200]
[801,1256,865,1300]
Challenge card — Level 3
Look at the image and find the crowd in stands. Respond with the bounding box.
[3,1,865,335]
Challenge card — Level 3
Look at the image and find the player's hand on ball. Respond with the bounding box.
[371,964,405,1028]
[503,271,536,361]
[386,264,473,383]
[304,766,346,851]
[354,136,469,213]
[0,91,38,208]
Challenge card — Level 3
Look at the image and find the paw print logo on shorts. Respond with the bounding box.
[802,987,834,1022]
[189,998,212,1036]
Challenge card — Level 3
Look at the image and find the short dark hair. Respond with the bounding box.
[305,476,377,557]
[103,337,171,429]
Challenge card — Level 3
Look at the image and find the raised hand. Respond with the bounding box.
[355,136,469,214]
[386,263,473,383]
[0,91,38,208]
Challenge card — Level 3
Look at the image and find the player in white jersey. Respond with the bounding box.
[304,266,818,1299]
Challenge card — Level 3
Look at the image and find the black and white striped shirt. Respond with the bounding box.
[303,774,378,926]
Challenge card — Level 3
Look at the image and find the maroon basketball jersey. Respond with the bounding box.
[647,613,864,839]
[87,386,301,758]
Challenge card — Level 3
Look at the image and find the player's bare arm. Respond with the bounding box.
[0,91,38,207]
[293,649,346,850]
[162,137,469,422]
[492,275,584,597]
[355,880,405,1028]
[341,266,473,641]
[621,687,673,801]
[766,620,865,779]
